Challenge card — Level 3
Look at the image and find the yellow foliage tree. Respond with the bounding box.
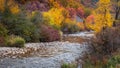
[89,0,113,32]
[0,0,20,14]
[43,8,64,30]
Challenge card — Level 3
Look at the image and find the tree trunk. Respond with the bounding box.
[113,0,120,26]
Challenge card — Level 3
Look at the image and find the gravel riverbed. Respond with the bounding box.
[0,32,94,68]
[0,42,88,68]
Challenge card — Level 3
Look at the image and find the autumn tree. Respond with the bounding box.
[90,0,113,32]
[43,8,64,30]
[111,0,120,26]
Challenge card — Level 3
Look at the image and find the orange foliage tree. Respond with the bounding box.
[85,15,94,30]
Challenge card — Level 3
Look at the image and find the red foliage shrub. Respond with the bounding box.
[76,7,84,18]
[40,25,60,42]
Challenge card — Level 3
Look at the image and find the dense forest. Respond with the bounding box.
[0,0,120,68]
[0,0,98,43]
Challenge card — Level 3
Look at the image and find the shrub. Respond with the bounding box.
[1,6,38,42]
[83,27,120,68]
[29,11,45,42]
[0,23,8,37]
[83,53,120,68]
[76,22,85,31]
[0,37,5,46]
[31,11,44,25]
[61,63,77,68]
[83,54,108,68]
[68,24,80,33]
[107,55,120,68]
[90,27,120,55]
[6,35,25,48]
[0,24,8,46]
[39,25,61,42]
[61,19,80,34]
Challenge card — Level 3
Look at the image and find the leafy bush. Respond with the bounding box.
[61,63,77,68]
[83,27,120,68]
[67,24,80,33]
[84,27,120,68]
[1,6,38,42]
[0,24,8,46]
[83,55,120,68]
[29,11,44,42]
[0,37,5,46]
[61,19,80,34]
[76,23,85,31]
[90,27,120,55]
[0,23,7,37]
[83,54,108,68]
[107,55,120,68]
[6,35,25,48]
[31,11,44,25]
[39,25,61,42]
